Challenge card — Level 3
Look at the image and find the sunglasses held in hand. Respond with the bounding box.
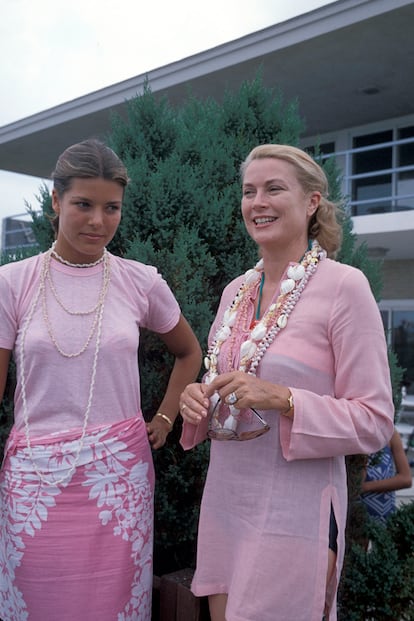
[207,396,270,441]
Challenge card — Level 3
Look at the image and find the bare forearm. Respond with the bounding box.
[0,348,12,404]
[362,474,412,494]
[157,351,202,423]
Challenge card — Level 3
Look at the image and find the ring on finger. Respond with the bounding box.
[226,391,238,405]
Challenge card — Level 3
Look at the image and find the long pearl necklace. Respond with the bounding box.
[18,247,111,485]
[42,249,111,357]
[205,239,326,432]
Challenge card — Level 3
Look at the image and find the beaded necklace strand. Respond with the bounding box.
[50,240,106,268]
[19,246,111,486]
[43,250,111,357]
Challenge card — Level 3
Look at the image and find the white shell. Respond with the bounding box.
[205,372,217,384]
[277,314,288,328]
[204,356,210,370]
[245,269,261,285]
[287,264,305,281]
[223,308,236,327]
[210,391,220,406]
[240,340,257,360]
[251,322,267,341]
[280,278,295,295]
[216,326,231,341]
[223,414,238,430]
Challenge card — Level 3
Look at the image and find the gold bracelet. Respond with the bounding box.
[156,412,173,428]
[282,391,294,416]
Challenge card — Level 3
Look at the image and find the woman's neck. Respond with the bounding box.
[260,240,310,285]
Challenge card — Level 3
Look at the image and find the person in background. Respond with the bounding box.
[179,144,394,621]
[361,428,412,523]
[0,139,201,621]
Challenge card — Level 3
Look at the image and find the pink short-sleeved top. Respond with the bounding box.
[0,252,181,437]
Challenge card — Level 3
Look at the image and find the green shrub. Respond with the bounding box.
[338,502,414,621]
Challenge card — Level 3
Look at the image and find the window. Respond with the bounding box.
[350,125,414,216]
[397,126,414,210]
[352,130,392,215]
[381,306,414,394]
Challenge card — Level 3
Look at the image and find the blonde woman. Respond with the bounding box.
[180,144,394,621]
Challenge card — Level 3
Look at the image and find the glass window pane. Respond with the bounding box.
[392,311,414,393]
[396,198,414,211]
[398,125,414,169]
[352,131,393,215]
[353,130,392,174]
[397,127,414,207]
[352,175,391,201]
[380,310,390,335]
[351,176,392,215]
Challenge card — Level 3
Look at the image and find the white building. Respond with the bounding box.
[1,213,37,254]
[0,0,413,391]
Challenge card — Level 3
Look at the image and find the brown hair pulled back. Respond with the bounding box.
[50,139,129,234]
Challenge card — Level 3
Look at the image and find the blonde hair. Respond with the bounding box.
[240,144,342,258]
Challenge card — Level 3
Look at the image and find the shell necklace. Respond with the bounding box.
[205,239,325,379]
[19,247,111,485]
[205,239,325,431]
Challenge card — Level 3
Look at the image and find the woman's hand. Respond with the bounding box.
[205,370,292,415]
[146,416,172,450]
[179,382,209,425]
[179,372,293,426]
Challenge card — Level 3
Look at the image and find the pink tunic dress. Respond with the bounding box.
[181,258,394,621]
[0,252,181,621]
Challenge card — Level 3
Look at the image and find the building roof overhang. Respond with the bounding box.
[0,0,413,179]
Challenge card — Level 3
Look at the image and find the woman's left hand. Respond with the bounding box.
[205,370,290,413]
[146,417,172,450]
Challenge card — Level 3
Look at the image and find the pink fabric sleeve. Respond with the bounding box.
[280,267,394,460]
[180,417,209,450]
[0,269,19,349]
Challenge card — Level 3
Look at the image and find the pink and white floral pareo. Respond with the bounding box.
[0,416,154,621]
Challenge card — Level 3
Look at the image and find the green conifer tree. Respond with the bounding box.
[107,76,306,572]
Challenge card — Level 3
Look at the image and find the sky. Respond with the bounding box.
[0,0,335,224]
